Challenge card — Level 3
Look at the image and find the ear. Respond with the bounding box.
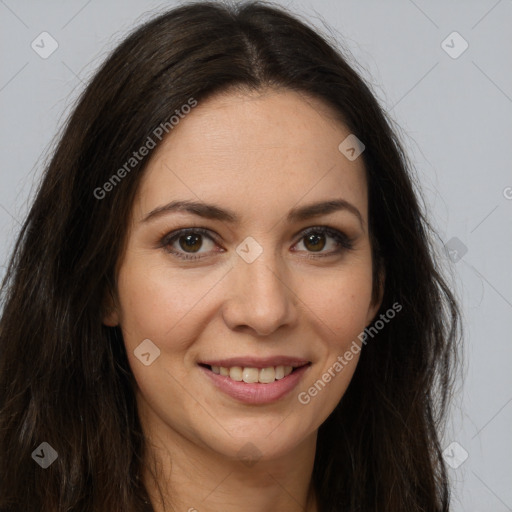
[103,309,119,327]
[102,285,120,326]
[365,266,385,325]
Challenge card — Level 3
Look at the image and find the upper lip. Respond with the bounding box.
[199,356,311,368]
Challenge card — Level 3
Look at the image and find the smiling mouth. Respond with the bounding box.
[199,362,311,384]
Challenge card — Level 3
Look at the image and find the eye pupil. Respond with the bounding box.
[179,234,202,252]
[304,233,326,252]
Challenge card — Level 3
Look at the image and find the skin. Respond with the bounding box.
[104,88,383,512]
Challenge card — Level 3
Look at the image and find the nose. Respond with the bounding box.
[221,248,299,337]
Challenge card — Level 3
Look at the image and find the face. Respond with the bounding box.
[104,88,382,463]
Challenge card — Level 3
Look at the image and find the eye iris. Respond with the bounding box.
[179,234,202,252]
[304,232,326,252]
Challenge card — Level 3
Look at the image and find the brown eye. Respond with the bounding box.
[161,228,218,260]
[178,233,203,253]
[294,227,354,257]
[303,232,326,252]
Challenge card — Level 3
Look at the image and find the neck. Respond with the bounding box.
[141,420,319,512]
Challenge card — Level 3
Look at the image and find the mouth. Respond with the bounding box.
[197,358,312,404]
[198,362,311,384]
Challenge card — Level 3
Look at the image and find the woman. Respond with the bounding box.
[0,1,461,511]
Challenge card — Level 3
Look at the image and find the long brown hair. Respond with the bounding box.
[0,1,461,510]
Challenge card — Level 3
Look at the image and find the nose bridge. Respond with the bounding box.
[223,236,297,335]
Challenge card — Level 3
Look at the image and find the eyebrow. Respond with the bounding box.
[142,198,364,228]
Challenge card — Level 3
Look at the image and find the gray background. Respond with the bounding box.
[1,0,511,510]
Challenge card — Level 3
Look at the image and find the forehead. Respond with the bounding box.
[133,88,368,225]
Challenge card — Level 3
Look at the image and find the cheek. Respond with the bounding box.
[115,259,226,349]
[115,260,222,412]
[293,267,372,416]
[300,263,374,343]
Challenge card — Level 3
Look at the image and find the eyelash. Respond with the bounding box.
[159,226,355,261]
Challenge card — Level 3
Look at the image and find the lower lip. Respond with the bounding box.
[199,364,310,404]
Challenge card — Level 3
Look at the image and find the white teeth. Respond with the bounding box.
[229,366,243,381]
[259,367,275,383]
[242,367,259,383]
[208,364,304,383]
[274,366,285,380]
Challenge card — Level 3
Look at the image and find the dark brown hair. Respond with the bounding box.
[0,1,461,510]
